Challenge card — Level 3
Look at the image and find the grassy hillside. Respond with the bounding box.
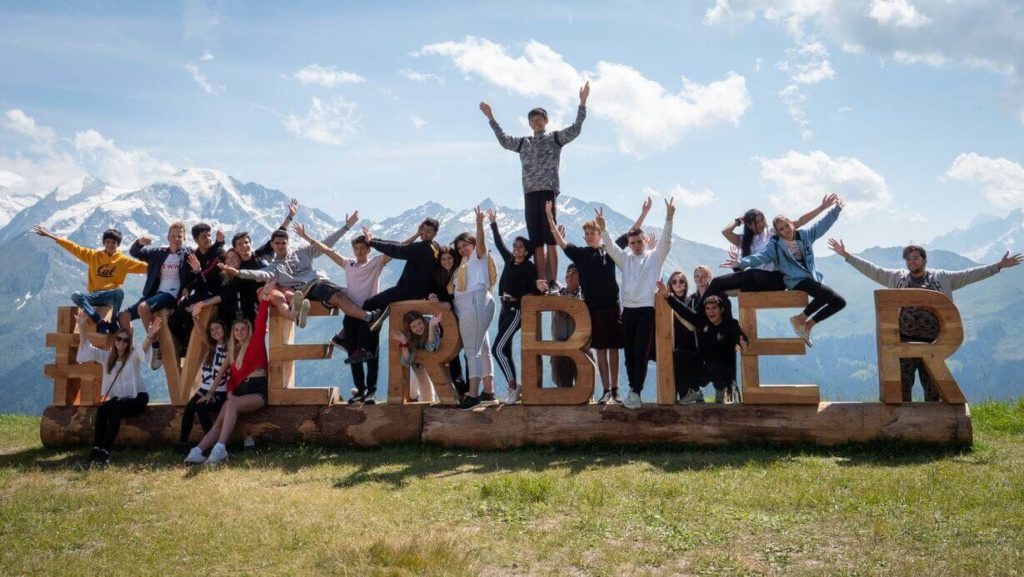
[2,402,1023,576]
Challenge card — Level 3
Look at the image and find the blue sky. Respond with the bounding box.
[2,0,1023,251]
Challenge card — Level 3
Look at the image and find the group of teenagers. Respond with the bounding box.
[36,81,1023,467]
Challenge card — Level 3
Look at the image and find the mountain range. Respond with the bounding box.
[0,169,1020,414]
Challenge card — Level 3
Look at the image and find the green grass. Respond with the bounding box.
[2,403,1023,576]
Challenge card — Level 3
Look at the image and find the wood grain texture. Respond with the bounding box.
[519,295,596,405]
[739,291,820,404]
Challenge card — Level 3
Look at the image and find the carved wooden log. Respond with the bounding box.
[739,291,820,404]
[421,402,973,448]
[386,300,461,405]
[519,295,596,405]
[267,301,338,406]
[40,403,424,448]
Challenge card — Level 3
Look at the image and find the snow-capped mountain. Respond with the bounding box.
[930,209,1023,264]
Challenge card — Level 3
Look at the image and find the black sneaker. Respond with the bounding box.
[611,387,621,403]
[93,448,110,468]
[347,389,366,405]
[330,329,347,349]
[459,396,481,410]
[546,280,562,294]
[363,393,376,405]
[345,348,377,365]
[367,308,390,333]
[479,391,496,403]
[97,320,118,334]
[597,389,613,405]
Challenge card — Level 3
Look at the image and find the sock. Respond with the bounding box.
[214,442,225,451]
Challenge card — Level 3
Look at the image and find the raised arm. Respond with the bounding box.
[802,200,844,244]
[942,252,1019,291]
[486,208,511,262]
[721,217,743,248]
[292,222,348,267]
[655,199,675,264]
[596,207,625,268]
[74,312,104,364]
[474,206,487,258]
[545,201,568,250]
[828,238,901,287]
[35,225,94,263]
[480,102,525,152]
[129,236,153,258]
[792,193,838,229]
[277,198,299,232]
[553,82,589,146]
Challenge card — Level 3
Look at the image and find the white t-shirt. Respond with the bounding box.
[344,255,386,307]
[157,253,182,295]
[748,228,776,272]
[458,253,490,292]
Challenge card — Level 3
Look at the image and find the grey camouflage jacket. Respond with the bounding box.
[237,225,350,290]
[844,253,1000,298]
[489,105,586,193]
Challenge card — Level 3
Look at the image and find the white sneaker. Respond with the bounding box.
[204,443,228,466]
[678,389,703,405]
[295,299,311,329]
[622,391,642,410]
[714,388,726,404]
[183,447,205,464]
[504,386,521,405]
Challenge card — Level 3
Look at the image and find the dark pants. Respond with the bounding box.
[708,269,786,294]
[93,393,149,450]
[492,302,522,384]
[363,286,416,313]
[622,307,655,393]
[794,279,846,324]
[673,347,703,398]
[169,294,212,351]
[178,390,226,445]
[899,336,939,402]
[344,314,380,394]
[700,359,737,391]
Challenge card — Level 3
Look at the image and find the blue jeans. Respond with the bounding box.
[125,291,177,320]
[71,288,124,322]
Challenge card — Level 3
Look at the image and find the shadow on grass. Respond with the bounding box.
[0,439,973,483]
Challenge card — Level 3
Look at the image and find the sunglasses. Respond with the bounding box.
[670,279,686,284]
[115,336,130,343]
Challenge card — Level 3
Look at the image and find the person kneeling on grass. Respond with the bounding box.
[658,282,748,404]
[75,311,159,468]
[175,318,229,454]
[395,310,444,403]
[184,284,273,466]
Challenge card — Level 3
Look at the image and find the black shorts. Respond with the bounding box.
[588,305,623,350]
[232,376,268,401]
[305,280,345,305]
[524,190,557,247]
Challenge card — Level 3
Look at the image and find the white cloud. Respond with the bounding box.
[410,114,427,130]
[779,84,811,140]
[869,0,930,29]
[777,41,834,85]
[945,153,1024,208]
[703,0,1024,122]
[284,96,360,145]
[1,109,177,197]
[0,169,25,188]
[399,69,445,83]
[758,150,891,217]
[293,64,365,87]
[417,37,751,156]
[642,185,717,208]
[200,50,214,61]
[185,63,222,94]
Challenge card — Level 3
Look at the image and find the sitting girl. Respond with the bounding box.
[395,310,444,403]
[176,319,229,453]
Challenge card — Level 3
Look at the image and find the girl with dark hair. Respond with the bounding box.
[709,195,838,299]
[394,310,444,403]
[723,198,846,346]
[485,208,544,405]
[184,283,273,465]
[175,318,229,452]
[428,245,467,397]
[74,312,159,467]
[450,208,498,410]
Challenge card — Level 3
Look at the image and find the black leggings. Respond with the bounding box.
[794,278,847,324]
[699,359,737,391]
[343,315,380,393]
[492,302,522,384]
[673,347,702,397]
[178,390,226,445]
[708,268,786,294]
[93,393,149,450]
[622,307,655,393]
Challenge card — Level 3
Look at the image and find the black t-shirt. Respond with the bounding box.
[490,223,540,300]
[563,243,619,310]
[219,255,266,324]
[667,295,745,364]
[370,239,438,298]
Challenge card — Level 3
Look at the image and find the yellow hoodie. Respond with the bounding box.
[56,238,148,292]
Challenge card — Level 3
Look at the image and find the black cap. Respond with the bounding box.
[528,107,548,120]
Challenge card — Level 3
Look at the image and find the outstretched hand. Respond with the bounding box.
[486,208,497,224]
[345,210,359,228]
[187,252,201,273]
[361,226,373,244]
[217,262,239,277]
[479,102,494,120]
[640,196,653,215]
[429,311,443,326]
[594,207,606,231]
[137,236,152,246]
[665,197,676,219]
[146,316,163,338]
[998,250,1023,269]
[579,81,590,106]
[33,224,54,239]
[474,206,484,224]
[656,280,669,298]
[821,193,839,208]
[290,222,309,240]
[215,228,225,244]
[827,238,849,258]
[721,255,740,269]
[645,233,658,251]
[288,198,300,219]
[392,331,407,345]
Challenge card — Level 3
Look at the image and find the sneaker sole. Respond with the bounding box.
[368,308,389,333]
[296,299,311,329]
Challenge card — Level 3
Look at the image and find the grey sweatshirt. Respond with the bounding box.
[843,253,1000,299]
[489,105,586,194]
[237,225,350,289]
